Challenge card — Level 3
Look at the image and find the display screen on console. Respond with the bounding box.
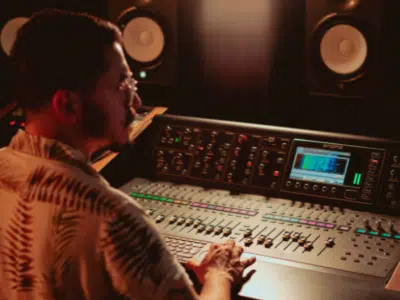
[289,147,351,185]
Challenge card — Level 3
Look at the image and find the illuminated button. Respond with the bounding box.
[356,228,367,234]
[214,226,223,234]
[169,215,178,224]
[257,234,266,244]
[304,241,313,251]
[177,217,186,225]
[185,218,194,226]
[264,238,273,248]
[243,229,253,237]
[273,170,280,177]
[298,237,307,245]
[325,237,335,247]
[282,231,291,241]
[223,227,232,236]
[205,225,214,234]
[291,232,301,241]
[155,215,165,223]
[244,237,253,246]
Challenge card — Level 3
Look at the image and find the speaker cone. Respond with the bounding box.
[0,17,29,56]
[320,23,367,75]
[117,7,167,68]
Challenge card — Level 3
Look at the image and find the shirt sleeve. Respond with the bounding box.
[99,199,191,299]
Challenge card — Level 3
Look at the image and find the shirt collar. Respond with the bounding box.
[9,130,99,177]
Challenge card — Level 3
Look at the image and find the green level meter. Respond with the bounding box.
[353,173,362,185]
[130,192,173,203]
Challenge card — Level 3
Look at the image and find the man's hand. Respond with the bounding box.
[186,239,256,287]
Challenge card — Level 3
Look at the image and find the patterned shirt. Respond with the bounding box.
[0,130,188,299]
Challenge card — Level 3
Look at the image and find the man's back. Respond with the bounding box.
[0,131,185,299]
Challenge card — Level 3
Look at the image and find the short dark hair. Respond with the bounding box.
[11,9,122,110]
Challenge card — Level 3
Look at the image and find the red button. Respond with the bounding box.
[273,170,280,177]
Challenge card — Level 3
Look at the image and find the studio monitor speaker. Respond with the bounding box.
[305,0,387,99]
[109,0,178,86]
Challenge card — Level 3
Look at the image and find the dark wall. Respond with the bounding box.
[1,1,399,140]
[140,0,400,140]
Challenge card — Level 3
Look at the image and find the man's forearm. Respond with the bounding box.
[199,270,232,300]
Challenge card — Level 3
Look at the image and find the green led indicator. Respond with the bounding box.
[139,70,147,79]
[353,173,362,185]
[175,137,180,143]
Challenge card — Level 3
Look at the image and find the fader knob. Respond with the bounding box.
[223,227,232,236]
[244,237,253,247]
[194,219,202,227]
[185,218,194,226]
[243,229,253,237]
[291,232,301,241]
[197,224,206,233]
[298,237,307,246]
[257,235,266,244]
[304,241,313,251]
[145,209,154,216]
[169,215,178,224]
[214,226,223,235]
[177,217,186,225]
[206,225,215,234]
[282,231,291,241]
[325,237,335,248]
[155,215,165,223]
[264,238,273,248]
[376,220,384,232]
[363,218,372,231]
[389,222,398,234]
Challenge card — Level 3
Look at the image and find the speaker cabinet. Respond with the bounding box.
[109,0,178,87]
[305,0,384,99]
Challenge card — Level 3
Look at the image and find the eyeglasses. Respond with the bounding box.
[119,75,138,93]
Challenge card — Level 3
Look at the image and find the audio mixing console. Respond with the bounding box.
[102,114,400,300]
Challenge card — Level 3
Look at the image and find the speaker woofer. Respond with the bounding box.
[117,7,168,70]
[0,16,29,56]
[312,14,370,81]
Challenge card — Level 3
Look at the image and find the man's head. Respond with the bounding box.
[11,9,141,156]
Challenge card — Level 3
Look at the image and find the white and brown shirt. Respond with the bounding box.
[0,130,187,300]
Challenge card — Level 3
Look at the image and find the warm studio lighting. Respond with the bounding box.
[197,0,279,89]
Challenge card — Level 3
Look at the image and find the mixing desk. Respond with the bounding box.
[101,114,400,300]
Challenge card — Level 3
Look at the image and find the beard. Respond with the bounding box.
[81,99,134,155]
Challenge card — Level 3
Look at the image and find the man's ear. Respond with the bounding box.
[51,90,83,123]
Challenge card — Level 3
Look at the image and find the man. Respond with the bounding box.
[0,9,255,300]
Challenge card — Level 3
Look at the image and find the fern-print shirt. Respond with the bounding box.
[0,130,188,299]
